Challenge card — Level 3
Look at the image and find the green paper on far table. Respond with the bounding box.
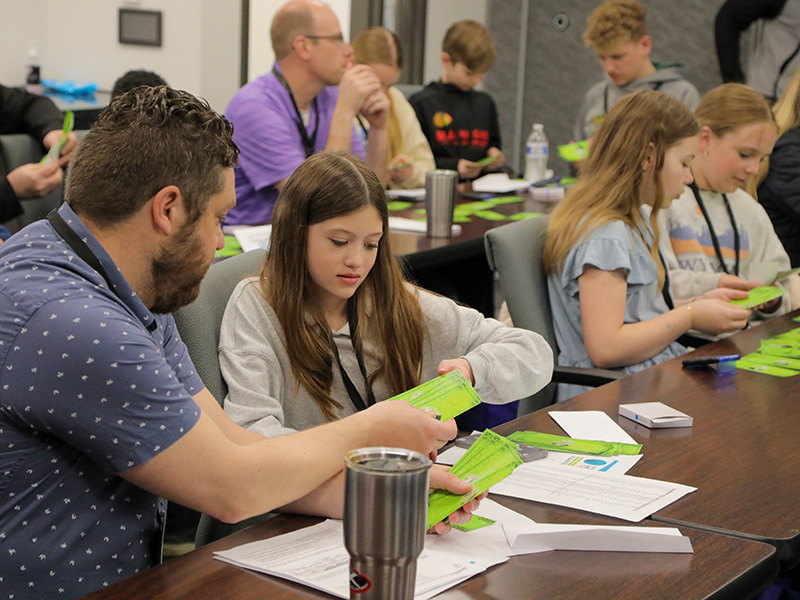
[387,201,413,211]
[451,514,496,532]
[488,196,525,206]
[426,429,522,530]
[215,235,242,258]
[730,285,787,308]
[508,212,542,221]
[392,370,481,422]
[508,431,642,456]
[473,210,507,221]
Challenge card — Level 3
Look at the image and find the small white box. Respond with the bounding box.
[619,402,692,429]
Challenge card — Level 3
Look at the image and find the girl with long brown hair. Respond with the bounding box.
[219,151,552,436]
[658,83,792,315]
[545,90,750,399]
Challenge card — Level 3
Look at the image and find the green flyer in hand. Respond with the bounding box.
[426,429,522,529]
[730,286,787,309]
[451,514,496,532]
[41,110,74,164]
[508,431,642,456]
[392,370,481,421]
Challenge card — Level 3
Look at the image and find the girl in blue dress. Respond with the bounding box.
[544,90,751,398]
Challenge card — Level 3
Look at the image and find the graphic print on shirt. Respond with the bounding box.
[667,205,750,272]
[432,111,489,150]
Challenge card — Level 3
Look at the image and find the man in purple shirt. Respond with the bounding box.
[225,0,390,225]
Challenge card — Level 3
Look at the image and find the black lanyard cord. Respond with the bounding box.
[47,208,158,333]
[330,299,375,412]
[272,66,319,159]
[688,182,739,277]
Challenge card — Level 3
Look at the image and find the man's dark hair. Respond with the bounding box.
[111,69,168,100]
[66,86,239,226]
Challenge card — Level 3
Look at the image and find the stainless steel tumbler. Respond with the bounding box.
[344,447,432,600]
[424,170,458,237]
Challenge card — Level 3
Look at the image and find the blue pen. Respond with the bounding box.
[682,354,739,368]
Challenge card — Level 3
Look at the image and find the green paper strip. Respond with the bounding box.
[487,196,525,206]
[473,210,507,221]
[737,357,799,377]
[508,212,543,221]
[475,154,499,167]
[738,352,800,372]
[426,429,522,530]
[451,514,496,532]
[214,235,242,258]
[730,285,787,308]
[393,370,481,422]
[387,201,413,211]
[508,431,642,456]
[41,110,74,163]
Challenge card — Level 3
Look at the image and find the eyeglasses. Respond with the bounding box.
[304,33,346,44]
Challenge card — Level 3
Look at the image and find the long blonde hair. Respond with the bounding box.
[352,27,403,159]
[544,90,699,289]
[752,69,800,192]
[263,152,424,421]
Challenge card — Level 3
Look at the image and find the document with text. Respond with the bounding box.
[490,461,695,522]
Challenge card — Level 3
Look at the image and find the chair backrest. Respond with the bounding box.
[484,215,558,410]
[173,249,267,406]
[0,134,62,228]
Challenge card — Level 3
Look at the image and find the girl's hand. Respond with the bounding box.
[389,153,414,185]
[718,274,761,291]
[700,287,748,302]
[437,358,475,385]
[687,299,750,335]
[426,464,488,535]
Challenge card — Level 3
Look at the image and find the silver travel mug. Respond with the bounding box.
[424,170,458,237]
[344,447,432,600]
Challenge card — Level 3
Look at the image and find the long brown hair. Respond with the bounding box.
[263,152,424,420]
[544,90,699,289]
[352,27,403,159]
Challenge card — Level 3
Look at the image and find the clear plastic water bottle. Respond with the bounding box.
[525,123,549,183]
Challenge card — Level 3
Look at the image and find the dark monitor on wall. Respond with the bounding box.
[118,9,162,47]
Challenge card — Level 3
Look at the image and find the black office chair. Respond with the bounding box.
[484,215,622,413]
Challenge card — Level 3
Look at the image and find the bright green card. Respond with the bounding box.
[387,201,413,211]
[736,356,800,377]
[508,212,543,221]
[392,370,481,422]
[426,429,522,529]
[730,286,787,308]
[451,514,496,532]
[508,431,642,456]
[473,210,507,221]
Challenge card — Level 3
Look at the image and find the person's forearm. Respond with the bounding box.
[365,125,389,185]
[280,471,345,518]
[326,106,358,152]
[586,308,692,368]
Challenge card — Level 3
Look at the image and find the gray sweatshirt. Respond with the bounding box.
[574,66,701,141]
[220,278,554,437]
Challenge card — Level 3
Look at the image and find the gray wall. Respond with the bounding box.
[486,0,729,176]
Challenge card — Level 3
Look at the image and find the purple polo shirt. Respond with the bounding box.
[225,64,366,225]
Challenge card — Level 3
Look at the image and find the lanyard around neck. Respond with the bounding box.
[330,299,375,412]
[272,66,319,159]
[688,182,740,277]
[47,208,158,334]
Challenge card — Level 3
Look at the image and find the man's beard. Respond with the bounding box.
[149,224,210,314]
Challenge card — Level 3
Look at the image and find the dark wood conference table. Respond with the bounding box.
[497,310,800,570]
[80,496,777,600]
[389,189,556,318]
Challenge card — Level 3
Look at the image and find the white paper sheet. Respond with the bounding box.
[437,446,642,475]
[228,224,272,253]
[490,461,696,522]
[388,216,462,235]
[470,173,531,193]
[386,188,426,200]
[503,523,693,553]
[550,410,638,444]
[214,517,508,599]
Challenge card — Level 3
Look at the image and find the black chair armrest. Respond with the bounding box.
[552,366,623,388]
[677,332,715,348]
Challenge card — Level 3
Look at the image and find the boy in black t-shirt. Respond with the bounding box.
[410,20,504,180]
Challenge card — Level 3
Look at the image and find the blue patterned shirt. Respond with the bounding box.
[0,203,204,599]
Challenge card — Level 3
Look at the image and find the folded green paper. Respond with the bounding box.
[393,370,481,422]
[508,431,642,456]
